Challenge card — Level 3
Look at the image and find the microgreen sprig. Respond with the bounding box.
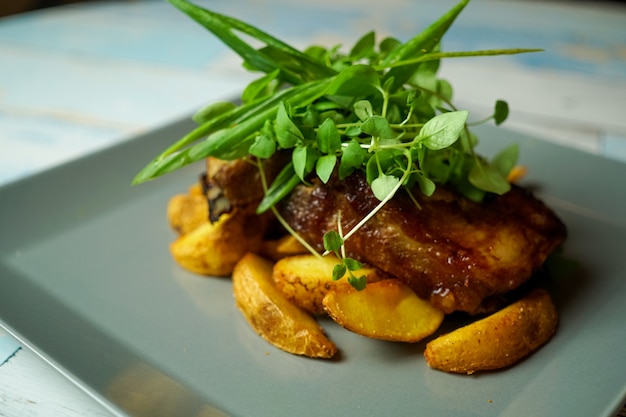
[133,0,540,290]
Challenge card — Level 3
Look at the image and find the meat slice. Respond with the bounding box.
[279,174,567,314]
[204,153,288,222]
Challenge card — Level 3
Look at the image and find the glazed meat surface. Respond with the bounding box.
[279,174,567,314]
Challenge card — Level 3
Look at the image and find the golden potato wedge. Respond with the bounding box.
[322,279,444,342]
[169,210,265,276]
[259,235,308,261]
[273,254,387,315]
[424,288,558,374]
[167,193,208,235]
[232,253,337,358]
[187,182,204,196]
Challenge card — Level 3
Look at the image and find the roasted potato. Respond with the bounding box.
[322,279,444,342]
[167,192,209,235]
[424,288,558,374]
[259,234,308,261]
[273,254,387,315]
[232,253,337,358]
[169,210,265,276]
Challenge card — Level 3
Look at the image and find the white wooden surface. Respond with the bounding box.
[0,0,625,416]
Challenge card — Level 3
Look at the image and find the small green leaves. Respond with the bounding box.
[418,110,468,150]
[494,99,509,125]
[275,102,303,148]
[292,144,318,182]
[349,31,376,61]
[354,100,373,121]
[332,264,347,281]
[323,230,343,254]
[323,227,366,290]
[468,158,511,195]
[371,174,400,201]
[132,0,538,290]
[192,101,237,124]
[317,118,341,153]
[327,65,382,97]
[338,139,366,179]
[249,120,277,158]
[316,154,337,183]
[492,143,519,177]
[361,116,395,139]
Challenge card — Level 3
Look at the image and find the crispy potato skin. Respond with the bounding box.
[322,279,444,342]
[232,253,337,358]
[259,235,308,261]
[169,209,266,276]
[167,193,209,235]
[424,288,558,374]
[273,254,387,315]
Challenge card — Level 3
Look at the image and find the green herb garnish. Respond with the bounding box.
[133,0,540,289]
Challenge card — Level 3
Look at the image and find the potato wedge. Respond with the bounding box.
[273,254,386,315]
[259,234,308,261]
[167,193,209,235]
[322,279,444,342]
[232,253,337,358]
[424,288,558,374]
[169,210,265,276]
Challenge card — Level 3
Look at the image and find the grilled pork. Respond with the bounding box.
[205,158,567,314]
[279,174,566,314]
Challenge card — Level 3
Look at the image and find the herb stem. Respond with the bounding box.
[255,159,323,259]
[342,159,411,242]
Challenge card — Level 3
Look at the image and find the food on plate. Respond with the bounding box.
[170,205,268,276]
[166,188,208,235]
[279,172,565,315]
[258,234,308,261]
[273,254,387,315]
[232,252,337,358]
[323,279,445,342]
[133,0,567,371]
[424,288,558,374]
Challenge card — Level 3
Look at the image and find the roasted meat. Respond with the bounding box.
[279,174,566,314]
[205,158,566,315]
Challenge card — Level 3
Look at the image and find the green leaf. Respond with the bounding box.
[317,118,342,153]
[256,162,301,213]
[371,174,400,201]
[418,110,468,150]
[354,100,374,122]
[168,0,335,84]
[468,158,511,195]
[323,231,343,253]
[292,144,317,181]
[365,148,401,184]
[316,154,337,183]
[349,31,376,60]
[344,257,363,271]
[339,139,367,179]
[379,37,402,60]
[348,274,367,291]
[494,99,509,125]
[381,0,470,90]
[332,264,347,281]
[414,171,436,196]
[491,143,519,177]
[241,69,280,104]
[275,102,303,148]
[192,101,237,124]
[361,115,395,139]
[249,126,276,159]
[344,126,362,137]
[327,65,382,97]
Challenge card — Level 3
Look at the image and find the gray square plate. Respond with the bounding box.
[1,118,625,417]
